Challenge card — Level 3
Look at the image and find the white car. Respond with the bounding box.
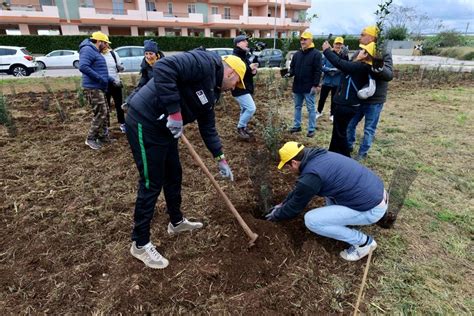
[36,50,79,69]
[207,48,233,57]
[115,46,144,72]
[0,45,37,77]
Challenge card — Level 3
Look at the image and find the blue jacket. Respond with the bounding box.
[79,39,111,91]
[127,48,224,157]
[273,148,385,220]
[321,52,347,87]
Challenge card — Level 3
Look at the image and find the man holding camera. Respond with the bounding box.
[232,35,258,140]
[285,31,322,138]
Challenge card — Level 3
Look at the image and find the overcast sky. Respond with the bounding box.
[308,0,474,36]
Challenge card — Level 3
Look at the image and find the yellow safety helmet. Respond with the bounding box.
[90,31,111,44]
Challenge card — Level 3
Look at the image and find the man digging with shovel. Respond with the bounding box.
[125,49,246,269]
[266,142,388,261]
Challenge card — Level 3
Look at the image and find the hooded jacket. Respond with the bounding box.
[137,50,165,89]
[323,48,372,106]
[273,148,384,220]
[127,49,224,157]
[78,39,111,91]
[289,47,322,94]
[321,50,348,87]
[231,46,256,97]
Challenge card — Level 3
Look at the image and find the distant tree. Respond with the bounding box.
[385,26,409,40]
[386,4,444,39]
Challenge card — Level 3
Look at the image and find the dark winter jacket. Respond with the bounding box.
[351,49,393,104]
[127,49,224,157]
[78,39,111,91]
[137,51,165,89]
[273,148,385,220]
[231,47,257,97]
[321,51,348,87]
[288,47,322,94]
[323,48,372,106]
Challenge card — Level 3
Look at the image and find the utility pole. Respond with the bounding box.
[273,0,278,49]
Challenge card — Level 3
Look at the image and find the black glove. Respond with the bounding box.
[113,80,123,88]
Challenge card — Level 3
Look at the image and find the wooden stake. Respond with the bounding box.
[353,250,373,316]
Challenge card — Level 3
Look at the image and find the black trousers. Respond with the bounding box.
[329,103,358,157]
[106,83,125,124]
[125,115,183,246]
[317,85,337,114]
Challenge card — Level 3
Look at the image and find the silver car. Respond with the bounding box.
[115,46,144,72]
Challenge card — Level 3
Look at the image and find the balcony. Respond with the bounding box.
[0,5,60,22]
[208,14,245,25]
[286,0,312,9]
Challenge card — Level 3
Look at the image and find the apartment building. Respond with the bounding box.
[0,0,311,38]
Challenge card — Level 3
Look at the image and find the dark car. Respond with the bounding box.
[258,49,284,68]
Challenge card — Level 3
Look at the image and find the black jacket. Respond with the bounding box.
[137,51,165,89]
[289,47,322,94]
[127,49,224,157]
[324,48,371,106]
[231,47,256,97]
[351,49,393,104]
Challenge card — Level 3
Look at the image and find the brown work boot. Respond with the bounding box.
[237,127,251,140]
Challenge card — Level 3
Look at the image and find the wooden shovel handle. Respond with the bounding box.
[181,134,258,245]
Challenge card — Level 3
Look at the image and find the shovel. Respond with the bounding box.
[181,134,259,246]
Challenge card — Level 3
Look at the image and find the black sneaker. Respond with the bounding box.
[98,136,117,145]
[85,139,101,150]
[289,127,302,133]
[307,131,315,138]
[237,127,250,139]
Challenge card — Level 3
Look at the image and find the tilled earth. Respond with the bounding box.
[1,79,380,314]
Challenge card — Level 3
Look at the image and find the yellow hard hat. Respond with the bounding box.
[359,42,376,57]
[222,55,246,89]
[300,31,313,40]
[90,31,111,44]
[334,36,344,44]
[277,142,305,169]
[361,25,380,38]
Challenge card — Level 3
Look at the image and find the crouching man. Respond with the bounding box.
[266,142,388,261]
[126,49,246,269]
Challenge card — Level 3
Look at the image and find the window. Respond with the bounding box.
[112,0,125,15]
[116,48,130,58]
[211,6,218,15]
[248,8,253,16]
[131,47,144,57]
[224,7,230,19]
[188,4,196,14]
[62,51,74,56]
[80,0,94,8]
[146,1,156,11]
[0,49,16,56]
[48,51,62,57]
[167,2,173,14]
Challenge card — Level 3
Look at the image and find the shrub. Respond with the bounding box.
[386,26,409,40]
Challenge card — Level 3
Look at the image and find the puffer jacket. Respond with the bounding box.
[78,39,111,91]
[321,51,347,87]
[127,48,224,157]
[289,47,322,94]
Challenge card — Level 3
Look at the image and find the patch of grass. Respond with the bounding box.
[403,197,422,208]
[383,127,404,133]
[455,113,468,125]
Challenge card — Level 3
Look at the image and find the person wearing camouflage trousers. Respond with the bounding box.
[79,32,116,150]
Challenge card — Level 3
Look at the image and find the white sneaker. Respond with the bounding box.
[167,218,203,235]
[119,123,126,133]
[315,111,323,119]
[340,236,377,261]
[329,115,334,122]
[130,241,169,269]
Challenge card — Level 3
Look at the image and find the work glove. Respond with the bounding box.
[113,79,123,88]
[166,112,183,138]
[372,63,384,73]
[217,159,234,181]
[265,203,283,221]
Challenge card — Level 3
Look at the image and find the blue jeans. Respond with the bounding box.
[293,92,316,132]
[347,103,384,156]
[304,197,387,246]
[235,93,256,129]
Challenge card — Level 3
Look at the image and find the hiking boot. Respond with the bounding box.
[121,103,129,111]
[307,131,315,138]
[98,136,117,145]
[315,111,323,119]
[340,236,377,261]
[237,127,250,140]
[130,241,169,269]
[244,127,253,136]
[167,218,203,235]
[85,138,101,150]
[119,123,126,133]
[289,127,302,133]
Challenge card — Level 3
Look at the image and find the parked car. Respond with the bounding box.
[114,46,144,72]
[285,50,298,70]
[0,46,37,77]
[207,48,233,57]
[36,50,79,69]
[258,49,284,68]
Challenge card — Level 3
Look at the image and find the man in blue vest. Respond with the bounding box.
[266,141,388,261]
